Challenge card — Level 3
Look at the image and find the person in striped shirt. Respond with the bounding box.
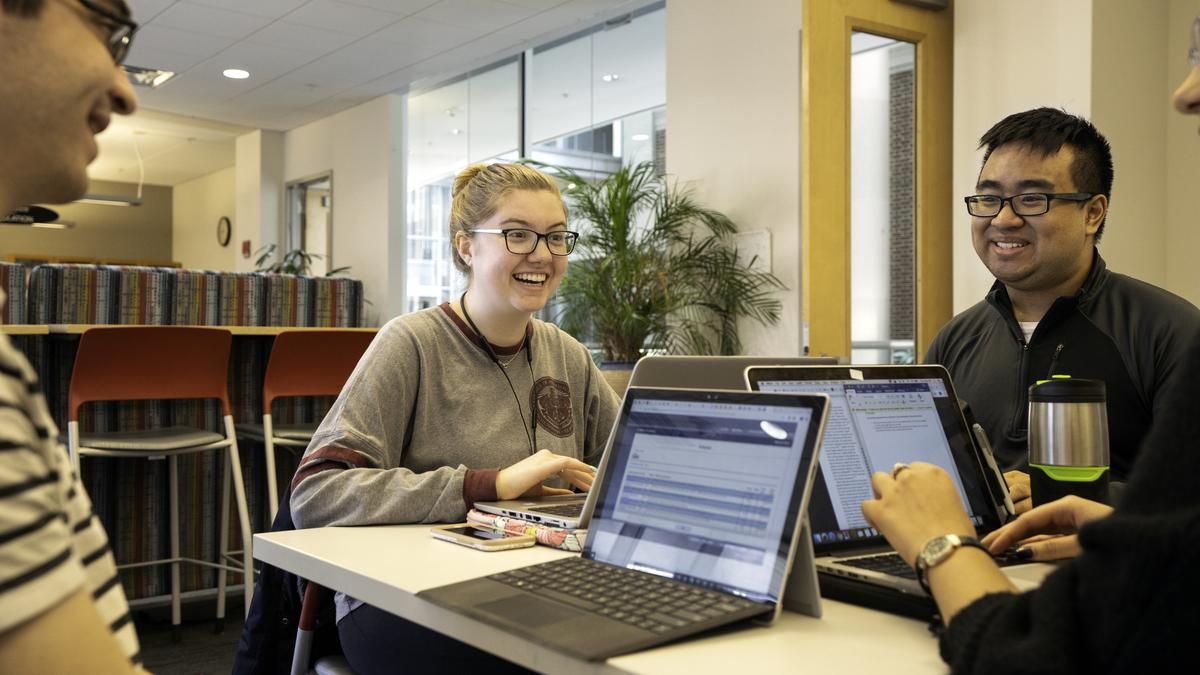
[0,0,142,672]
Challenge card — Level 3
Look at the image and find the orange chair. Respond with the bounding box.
[291,582,352,675]
[66,326,254,632]
[239,330,376,521]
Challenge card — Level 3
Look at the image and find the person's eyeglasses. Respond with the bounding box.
[75,0,139,65]
[1190,14,1199,67]
[469,228,580,256]
[964,192,1096,218]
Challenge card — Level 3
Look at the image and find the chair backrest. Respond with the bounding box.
[262,330,376,411]
[68,326,234,421]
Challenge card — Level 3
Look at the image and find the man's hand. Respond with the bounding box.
[495,449,596,500]
[981,495,1113,561]
[1004,470,1032,514]
[861,462,977,566]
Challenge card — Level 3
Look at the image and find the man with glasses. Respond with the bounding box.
[925,107,1200,514]
[0,0,141,672]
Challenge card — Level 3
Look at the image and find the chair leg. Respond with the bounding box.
[216,450,231,627]
[168,455,182,637]
[67,421,81,476]
[263,413,279,523]
[225,415,255,615]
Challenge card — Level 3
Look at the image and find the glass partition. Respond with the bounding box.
[850,32,916,364]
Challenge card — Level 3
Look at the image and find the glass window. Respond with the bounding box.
[404,5,666,316]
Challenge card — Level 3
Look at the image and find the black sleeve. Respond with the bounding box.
[937,342,1200,675]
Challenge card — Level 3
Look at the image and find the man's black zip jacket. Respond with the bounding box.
[925,250,1200,479]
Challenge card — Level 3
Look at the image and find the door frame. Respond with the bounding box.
[802,0,953,359]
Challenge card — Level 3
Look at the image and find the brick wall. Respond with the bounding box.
[888,69,915,341]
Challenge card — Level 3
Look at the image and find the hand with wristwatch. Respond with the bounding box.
[862,461,1017,622]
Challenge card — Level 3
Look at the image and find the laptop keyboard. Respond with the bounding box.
[529,503,584,517]
[839,553,918,580]
[489,557,759,634]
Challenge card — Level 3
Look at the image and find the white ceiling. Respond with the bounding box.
[92,0,658,186]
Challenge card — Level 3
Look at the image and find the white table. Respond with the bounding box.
[255,525,956,674]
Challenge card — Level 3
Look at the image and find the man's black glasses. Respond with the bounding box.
[77,0,138,65]
[964,192,1095,218]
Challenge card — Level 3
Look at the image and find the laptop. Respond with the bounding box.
[474,355,839,528]
[419,387,830,661]
[745,365,1031,617]
[629,354,839,389]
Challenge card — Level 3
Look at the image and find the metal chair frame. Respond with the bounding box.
[66,326,254,633]
[239,330,375,521]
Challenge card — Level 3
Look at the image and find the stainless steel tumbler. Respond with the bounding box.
[1028,377,1110,506]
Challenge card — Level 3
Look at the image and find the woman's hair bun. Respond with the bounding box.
[452,163,490,198]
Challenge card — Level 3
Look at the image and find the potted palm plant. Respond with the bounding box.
[548,161,785,363]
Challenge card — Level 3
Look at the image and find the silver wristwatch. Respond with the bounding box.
[915,533,987,593]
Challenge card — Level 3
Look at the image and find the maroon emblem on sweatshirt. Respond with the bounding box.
[531,377,573,437]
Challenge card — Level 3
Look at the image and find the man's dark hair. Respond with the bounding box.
[979,107,1114,240]
[0,0,44,16]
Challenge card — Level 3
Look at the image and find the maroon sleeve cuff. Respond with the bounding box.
[463,468,500,505]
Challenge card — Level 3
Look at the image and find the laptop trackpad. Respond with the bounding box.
[479,595,580,627]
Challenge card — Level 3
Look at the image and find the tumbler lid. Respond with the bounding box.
[1029,377,1106,403]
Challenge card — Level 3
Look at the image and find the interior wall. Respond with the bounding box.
[665,0,803,356]
[172,167,238,271]
[235,130,284,274]
[952,0,1094,313]
[1091,0,1169,289]
[282,95,405,326]
[304,188,331,272]
[1167,0,1200,305]
[1,179,173,264]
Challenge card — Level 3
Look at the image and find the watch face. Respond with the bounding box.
[919,534,956,569]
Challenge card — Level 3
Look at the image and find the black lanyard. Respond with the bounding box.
[459,292,538,454]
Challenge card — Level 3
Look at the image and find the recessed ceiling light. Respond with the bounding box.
[223,68,250,80]
[631,133,650,141]
[124,64,176,89]
[601,73,621,83]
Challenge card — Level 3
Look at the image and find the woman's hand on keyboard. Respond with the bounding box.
[496,449,596,500]
[981,496,1113,561]
[861,462,978,567]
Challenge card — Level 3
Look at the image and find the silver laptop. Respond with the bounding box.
[745,364,1035,607]
[629,354,839,389]
[474,355,840,528]
[420,387,829,661]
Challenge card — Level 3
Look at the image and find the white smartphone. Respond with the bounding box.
[430,524,537,552]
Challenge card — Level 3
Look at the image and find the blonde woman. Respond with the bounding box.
[291,163,620,673]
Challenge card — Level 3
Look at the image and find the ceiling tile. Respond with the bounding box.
[498,0,571,9]
[186,0,308,18]
[148,3,274,40]
[415,0,537,32]
[129,0,178,22]
[232,81,337,110]
[244,21,360,55]
[374,16,480,51]
[198,42,318,83]
[285,0,408,36]
[338,0,440,14]
[133,24,236,59]
[279,33,420,86]
[125,43,207,73]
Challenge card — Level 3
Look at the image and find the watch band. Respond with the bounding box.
[915,533,988,595]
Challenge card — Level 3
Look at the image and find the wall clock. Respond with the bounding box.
[217,216,232,247]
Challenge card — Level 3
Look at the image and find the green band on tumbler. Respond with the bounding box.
[1029,463,1108,483]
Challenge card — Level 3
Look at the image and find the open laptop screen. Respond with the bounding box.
[746,366,1001,554]
[584,388,826,605]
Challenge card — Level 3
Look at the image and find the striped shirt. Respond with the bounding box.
[0,294,139,663]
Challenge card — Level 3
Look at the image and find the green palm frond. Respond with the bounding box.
[546,161,785,362]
